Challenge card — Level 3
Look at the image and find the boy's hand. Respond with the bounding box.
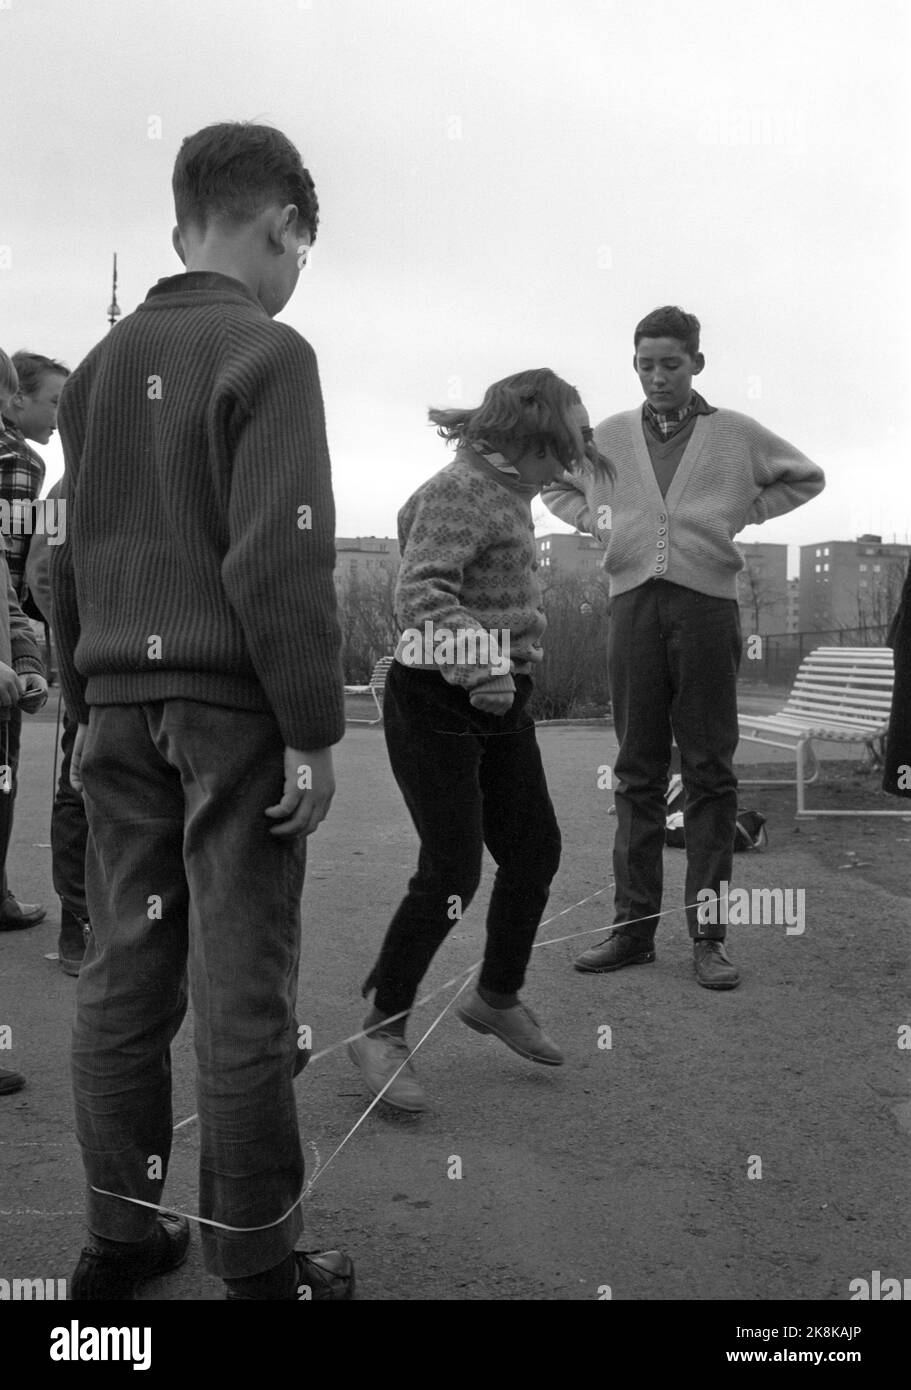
[18,673,48,714]
[70,722,90,792]
[265,746,335,838]
[0,663,20,708]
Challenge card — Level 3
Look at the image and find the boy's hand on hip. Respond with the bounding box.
[70,722,90,792]
[266,746,335,837]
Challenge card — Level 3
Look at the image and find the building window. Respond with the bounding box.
[859,580,868,588]
[823,563,829,571]
[815,563,821,572]
[823,547,829,556]
[873,564,881,573]
[859,564,867,572]
[815,548,822,557]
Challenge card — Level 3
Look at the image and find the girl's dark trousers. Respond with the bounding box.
[363,663,562,1017]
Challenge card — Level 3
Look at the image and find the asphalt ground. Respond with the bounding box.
[1,694,908,1304]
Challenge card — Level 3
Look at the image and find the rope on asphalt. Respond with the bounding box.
[90,969,479,1233]
[84,883,733,1233]
[172,881,615,1133]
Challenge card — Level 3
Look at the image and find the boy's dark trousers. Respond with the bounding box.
[364,664,562,1016]
[51,710,88,919]
[607,580,742,943]
[0,704,21,901]
[73,699,308,1280]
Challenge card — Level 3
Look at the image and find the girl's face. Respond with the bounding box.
[511,402,595,488]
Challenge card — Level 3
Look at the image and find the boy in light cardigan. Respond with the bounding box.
[542,307,824,989]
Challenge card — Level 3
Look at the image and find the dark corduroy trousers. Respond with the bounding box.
[73,699,307,1279]
[0,704,21,901]
[51,710,89,918]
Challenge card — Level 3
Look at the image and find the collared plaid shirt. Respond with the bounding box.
[643,391,716,441]
[0,414,46,599]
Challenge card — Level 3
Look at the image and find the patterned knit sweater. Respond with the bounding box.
[542,408,824,599]
[393,445,545,689]
[51,271,345,749]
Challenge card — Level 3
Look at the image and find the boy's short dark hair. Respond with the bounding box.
[12,351,70,396]
[634,306,701,357]
[172,122,319,241]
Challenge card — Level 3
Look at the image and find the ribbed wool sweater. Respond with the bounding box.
[393,445,545,688]
[542,408,825,599]
[51,272,345,749]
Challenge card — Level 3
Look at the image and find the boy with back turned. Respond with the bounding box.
[52,122,354,1300]
[543,306,825,989]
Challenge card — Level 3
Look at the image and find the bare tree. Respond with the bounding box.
[336,566,399,683]
[854,559,907,631]
[532,570,611,720]
[737,557,782,637]
[336,565,613,718]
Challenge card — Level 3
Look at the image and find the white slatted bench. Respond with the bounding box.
[738,647,908,818]
[344,655,394,725]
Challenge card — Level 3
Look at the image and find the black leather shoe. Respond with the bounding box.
[0,896,47,930]
[0,1067,26,1094]
[225,1249,356,1301]
[574,930,656,973]
[693,940,741,990]
[69,1213,191,1299]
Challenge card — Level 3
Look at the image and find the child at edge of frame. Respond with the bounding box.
[0,346,49,1098]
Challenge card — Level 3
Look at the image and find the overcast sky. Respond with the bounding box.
[2,0,908,576]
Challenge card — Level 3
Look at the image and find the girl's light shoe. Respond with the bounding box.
[456,990,564,1066]
[347,1031,427,1111]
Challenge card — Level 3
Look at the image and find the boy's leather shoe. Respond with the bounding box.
[69,1213,190,1299]
[0,895,47,930]
[58,910,90,976]
[226,1250,355,1301]
[694,940,740,990]
[347,1031,427,1111]
[574,931,656,973]
[456,990,564,1066]
[0,1067,26,1094]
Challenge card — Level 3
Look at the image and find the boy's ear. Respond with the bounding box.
[267,204,300,252]
[692,351,705,376]
[171,226,187,265]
